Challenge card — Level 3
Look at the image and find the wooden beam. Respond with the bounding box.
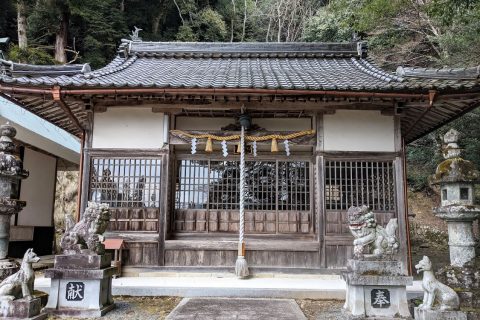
[93,99,396,112]
[52,86,83,132]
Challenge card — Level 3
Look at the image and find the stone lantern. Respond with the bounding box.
[0,122,29,278]
[430,129,480,318]
[430,128,479,268]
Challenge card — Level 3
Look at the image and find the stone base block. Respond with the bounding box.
[44,260,115,318]
[343,259,412,319]
[0,258,19,281]
[344,284,412,319]
[347,259,404,276]
[0,297,47,320]
[43,302,114,318]
[414,308,467,320]
[54,254,112,269]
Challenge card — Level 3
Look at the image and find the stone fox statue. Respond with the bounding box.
[0,249,39,300]
[415,256,460,311]
[347,205,399,258]
[61,202,110,255]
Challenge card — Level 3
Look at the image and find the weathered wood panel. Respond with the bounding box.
[165,240,319,251]
[122,241,159,266]
[174,209,311,234]
[108,207,160,232]
[325,244,353,269]
[164,249,319,268]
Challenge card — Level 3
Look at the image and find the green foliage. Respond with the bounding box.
[176,24,198,41]
[196,8,227,41]
[303,9,353,42]
[407,108,480,191]
[7,44,55,64]
[68,0,127,68]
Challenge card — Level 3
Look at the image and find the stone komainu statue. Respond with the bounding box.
[60,202,110,255]
[347,205,399,259]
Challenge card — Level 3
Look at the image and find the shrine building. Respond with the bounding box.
[1,40,479,273]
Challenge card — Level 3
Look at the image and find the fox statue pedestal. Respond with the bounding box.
[43,254,115,317]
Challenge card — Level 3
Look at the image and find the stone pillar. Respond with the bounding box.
[0,123,29,279]
[445,218,477,267]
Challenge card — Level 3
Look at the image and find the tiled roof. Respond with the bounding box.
[1,40,478,91]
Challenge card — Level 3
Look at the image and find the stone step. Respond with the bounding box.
[34,274,424,300]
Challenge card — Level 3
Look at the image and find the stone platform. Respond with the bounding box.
[0,297,47,320]
[414,308,467,320]
[34,272,424,300]
[166,298,306,320]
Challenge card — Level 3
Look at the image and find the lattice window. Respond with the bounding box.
[175,159,311,211]
[89,158,162,208]
[325,160,395,212]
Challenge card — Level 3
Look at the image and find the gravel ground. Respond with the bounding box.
[46,296,182,320]
[45,297,346,320]
[296,299,345,320]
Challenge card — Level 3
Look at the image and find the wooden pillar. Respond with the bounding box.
[394,116,410,274]
[79,108,93,217]
[315,113,326,268]
[158,113,171,266]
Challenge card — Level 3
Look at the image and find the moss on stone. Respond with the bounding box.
[431,158,479,183]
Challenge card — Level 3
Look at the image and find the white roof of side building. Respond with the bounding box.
[0,95,80,164]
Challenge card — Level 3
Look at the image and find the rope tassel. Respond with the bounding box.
[271,138,279,152]
[235,125,249,279]
[205,137,213,152]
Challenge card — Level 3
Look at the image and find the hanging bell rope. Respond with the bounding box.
[235,125,249,279]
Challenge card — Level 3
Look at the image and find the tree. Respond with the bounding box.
[16,0,28,50]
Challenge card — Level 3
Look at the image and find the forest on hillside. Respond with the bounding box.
[1,0,479,190]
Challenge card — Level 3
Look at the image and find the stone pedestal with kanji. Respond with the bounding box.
[343,259,412,319]
[43,202,114,317]
[43,254,115,317]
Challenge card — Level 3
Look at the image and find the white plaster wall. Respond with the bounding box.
[176,117,234,130]
[254,118,311,131]
[176,117,311,131]
[92,108,164,149]
[18,148,56,227]
[323,110,395,152]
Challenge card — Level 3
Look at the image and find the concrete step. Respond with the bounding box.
[34,273,424,300]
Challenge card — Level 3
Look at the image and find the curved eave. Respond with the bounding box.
[1,83,479,143]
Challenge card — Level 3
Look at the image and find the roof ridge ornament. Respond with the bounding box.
[357,41,368,58]
[130,26,142,42]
